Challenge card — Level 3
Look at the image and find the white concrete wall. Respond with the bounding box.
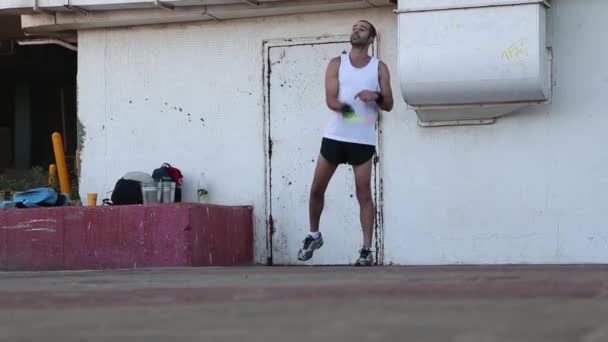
[383,0,608,264]
[77,8,397,264]
[78,0,608,264]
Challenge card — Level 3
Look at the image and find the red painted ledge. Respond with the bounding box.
[0,203,253,271]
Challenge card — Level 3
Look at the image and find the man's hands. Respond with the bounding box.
[355,90,380,103]
[341,104,355,118]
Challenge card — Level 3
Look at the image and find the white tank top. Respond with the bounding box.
[323,53,380,146]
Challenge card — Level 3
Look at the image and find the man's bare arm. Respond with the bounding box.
[325,57,346,112]
[354,61,394,111]
[378,61,393,112]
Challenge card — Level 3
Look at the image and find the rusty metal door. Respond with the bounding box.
[264,37,382,265]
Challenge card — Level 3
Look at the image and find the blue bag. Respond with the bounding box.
[1,188,67,209]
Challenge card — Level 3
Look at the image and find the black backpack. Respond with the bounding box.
[106,178,143,205]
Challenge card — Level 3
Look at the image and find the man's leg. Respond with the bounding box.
[298,154,338,261]
[309,154,338,232]
[353,158,374,249]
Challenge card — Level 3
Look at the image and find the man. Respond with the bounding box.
[297,20,394,266]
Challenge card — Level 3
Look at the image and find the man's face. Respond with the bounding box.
[350,21,373,47]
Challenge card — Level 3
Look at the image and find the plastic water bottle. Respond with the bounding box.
[197,172,209,203]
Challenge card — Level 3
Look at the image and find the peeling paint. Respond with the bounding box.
[2,219,57,230]
[267,214,275,266]
[25,228,56,233]
[77,117,86,151]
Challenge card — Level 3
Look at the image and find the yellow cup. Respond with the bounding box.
[87,193,98,206]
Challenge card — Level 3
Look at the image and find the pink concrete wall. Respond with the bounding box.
[0,203,253,271]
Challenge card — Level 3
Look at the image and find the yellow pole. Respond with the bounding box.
[49,164,57,188]
[51,132,71,197]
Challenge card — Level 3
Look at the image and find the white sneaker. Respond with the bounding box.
[297,233,324,261]
[355,248,374,266]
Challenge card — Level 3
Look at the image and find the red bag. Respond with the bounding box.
[152,163,183,202]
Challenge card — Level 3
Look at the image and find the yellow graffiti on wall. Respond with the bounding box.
[501,38,529,60]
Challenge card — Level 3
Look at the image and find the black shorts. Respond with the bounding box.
[320,138,376,166]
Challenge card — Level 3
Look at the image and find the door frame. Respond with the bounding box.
[262,35,383,265]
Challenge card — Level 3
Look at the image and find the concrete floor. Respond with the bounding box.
[1,266,608,341]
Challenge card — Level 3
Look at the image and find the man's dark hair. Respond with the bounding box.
[359,20,377,39]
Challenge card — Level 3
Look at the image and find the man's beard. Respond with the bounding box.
[350,36,368,47]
